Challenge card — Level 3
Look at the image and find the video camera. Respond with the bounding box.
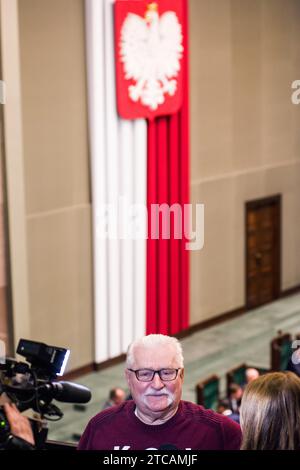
[0,339,91,449]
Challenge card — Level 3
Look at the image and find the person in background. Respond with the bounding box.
[78,334,241,450]
[286,346,300,377]
[227,383,243,423]
[217,399,239,423]
[240,371,300,450]
[245,368,259,384]
[228,383,243,413]
[102,387,126,410]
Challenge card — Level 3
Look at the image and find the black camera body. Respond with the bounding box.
[0,339,91,449]
[16,338,70,378]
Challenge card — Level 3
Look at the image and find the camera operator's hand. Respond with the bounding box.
[3,403,35,446]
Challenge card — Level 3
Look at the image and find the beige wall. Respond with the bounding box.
[0,0,31,351]
[3,0,300,365]
[190,0,300,325]
[18,0,93,370]
[0,103,10,351]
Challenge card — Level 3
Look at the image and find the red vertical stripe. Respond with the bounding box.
[169,113,181,335]
[146,120,158,334]
[146,0,189,335]
[179,0,190,331]
[157,117,169,334]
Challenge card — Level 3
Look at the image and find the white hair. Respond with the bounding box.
[126,334,184,368]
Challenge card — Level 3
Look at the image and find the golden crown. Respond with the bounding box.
[147,2,158,12]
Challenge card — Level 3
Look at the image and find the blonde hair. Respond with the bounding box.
[240,372,300,450]
[126,334,184,369]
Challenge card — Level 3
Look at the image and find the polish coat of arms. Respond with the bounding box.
[116,1,184,118]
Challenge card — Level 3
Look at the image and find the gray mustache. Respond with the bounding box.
[145,393,172,397]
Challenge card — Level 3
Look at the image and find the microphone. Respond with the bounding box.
[39,381,92,404]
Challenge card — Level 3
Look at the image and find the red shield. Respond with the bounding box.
[114,0,184,120]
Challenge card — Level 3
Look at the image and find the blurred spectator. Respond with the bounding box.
[286,347,300,377]
[217,398,240,424]
[228,383,243,415]
[217,399,230,415]
[102,387,126,410]
[245,368,259,384]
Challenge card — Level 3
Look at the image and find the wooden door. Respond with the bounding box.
[246,195,281,309]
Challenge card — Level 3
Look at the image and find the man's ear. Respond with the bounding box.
[180,368,184,380]
[125,368,130,386]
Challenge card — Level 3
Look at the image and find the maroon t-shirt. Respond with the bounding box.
[78,400,241,450]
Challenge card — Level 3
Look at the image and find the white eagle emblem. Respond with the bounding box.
[120,2,183,111]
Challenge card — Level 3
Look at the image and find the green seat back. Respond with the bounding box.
[232,366,247,387]
[280,340,292,370]
[203,378,219,410]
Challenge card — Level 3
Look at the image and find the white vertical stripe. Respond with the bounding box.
[133,120,147,339]
[120,121,134,351]
[85,0,108,363]
[104,0,121,358]
[85,0,147,362]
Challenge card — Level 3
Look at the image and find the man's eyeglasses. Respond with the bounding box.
[127,368,181,382]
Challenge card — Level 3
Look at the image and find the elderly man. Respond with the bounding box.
[78,334,241,450]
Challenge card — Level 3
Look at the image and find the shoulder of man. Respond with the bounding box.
[180,400,223,421]
[77,400,134,450]
[181,400,239,426]
[180,401,241,449]
[91,400,134,427]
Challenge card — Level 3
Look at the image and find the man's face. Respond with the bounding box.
[231,387,243,400]
[125,344,184,417]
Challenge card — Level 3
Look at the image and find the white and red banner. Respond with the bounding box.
[85,0,189,363]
